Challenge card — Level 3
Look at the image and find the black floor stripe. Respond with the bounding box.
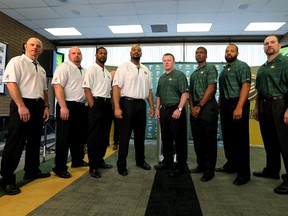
[145,166,203,216]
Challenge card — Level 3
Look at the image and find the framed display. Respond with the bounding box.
[0,40,8,95]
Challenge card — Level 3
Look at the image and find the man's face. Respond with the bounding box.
[130,46,142,60]
[25,38,43,58]
[225,45,238,63]
[195,48,207,64]
[162,55,175,71]
[69,47,82,65]
[96,48,107,64]
[264,36,281,56]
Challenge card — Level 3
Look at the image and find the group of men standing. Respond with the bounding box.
[0,35,288,197]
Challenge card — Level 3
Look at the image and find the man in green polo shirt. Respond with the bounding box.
[189,47,218,182]
[216,44,251,186]
[154,53,189,177]
[253,35,288,195]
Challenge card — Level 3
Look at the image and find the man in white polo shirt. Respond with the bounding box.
[112,45,154,176]
[0,37,50,195]
[52,46,88,178]
[82,47,113,178]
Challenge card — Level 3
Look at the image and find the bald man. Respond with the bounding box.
[0,37,51,195]
[52,46,89,179]
[112,45,154,176]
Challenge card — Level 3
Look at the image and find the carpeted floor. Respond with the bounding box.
[145,166,202,216]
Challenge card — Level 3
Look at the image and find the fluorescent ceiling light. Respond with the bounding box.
[108,25,143,34]
[245,22,286,31]
[177,23,212,32]
[44,27,82,36]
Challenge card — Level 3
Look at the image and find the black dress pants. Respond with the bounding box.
[54,101,88,172]
[0,98,44,185]
[160,105,187,169]
[87,98,112,171]
[259,98,288,174]
[117,98,147,169]
[220,98,250,178]
[190,98,218,173]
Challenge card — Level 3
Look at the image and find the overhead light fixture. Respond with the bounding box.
[108,25,143,34]
[44,27,82,36]
[177,23,212,32]
[245,22,286,31]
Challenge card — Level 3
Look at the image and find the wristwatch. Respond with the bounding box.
[178,107,182,112]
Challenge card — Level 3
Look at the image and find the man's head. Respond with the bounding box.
[225,44,239,63]
[68,46,82,67]
[162,53,175,72]
[96,47,107,65]
[195,47,207,64]
[263,35,281,57]
[130,45,142,61]
[24,37,43,60]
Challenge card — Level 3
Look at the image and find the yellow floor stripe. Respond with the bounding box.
[0,146,117,216]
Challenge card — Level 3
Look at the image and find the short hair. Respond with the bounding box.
[265,34,280,43]
[196,47,207,54]
[96,47,107,54]
[163,53,175,61]
[228,43,238,52]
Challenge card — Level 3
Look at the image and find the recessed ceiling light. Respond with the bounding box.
[245,22,286,31]
[44,27,82,36]
[108,25,143,34]
[177,23,212,32]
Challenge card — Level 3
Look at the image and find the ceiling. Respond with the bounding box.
[0,0,288,45]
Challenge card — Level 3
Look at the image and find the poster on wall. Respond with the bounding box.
[0,40,8,95]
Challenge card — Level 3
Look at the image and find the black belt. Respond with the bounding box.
[161,104,178,109]
[94,96,110,102]
[23,98,43,102]
[122,97,144,101]
[261,95,284,102]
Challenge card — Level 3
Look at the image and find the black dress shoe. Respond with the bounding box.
[137,161,151,170]
[118,167,128,176]
[98,163,113,169]
[90,170,101,178]
[190,167,205,173]
[154,163,172,170]
[1,184,21,195]
[169,169,184,177]
[274,181,288,194]
[215,167,235,173]
[233,176,250,185]
[53,169,71,178]
[71,161,89,168]
[23,172,51,180]
[253,168,280,179]
[201,173,215,182]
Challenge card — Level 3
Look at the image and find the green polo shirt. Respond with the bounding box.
[156,68,189,105]
[256,54,288,98]
[189,63,218,103]
[219,59,251,100]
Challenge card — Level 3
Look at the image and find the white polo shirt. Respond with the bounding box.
[82,63,112,98]
[3,54,47,99]
[52,60,86,103]
[112,61,152,99]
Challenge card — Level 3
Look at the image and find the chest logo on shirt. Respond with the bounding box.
[169,78,172,81]
[227,68,231,71]
[270,65,275,69]
[144,71,147,75]
[200,70,204,74]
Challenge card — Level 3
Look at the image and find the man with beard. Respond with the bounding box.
[189,47,218,182]
[253,35,288,194]
[216,44,251,185]
[83,47,113,178]
[113,45,154,176]
[52,46,88,178]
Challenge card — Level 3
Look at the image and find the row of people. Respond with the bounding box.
[1,35,288,197]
